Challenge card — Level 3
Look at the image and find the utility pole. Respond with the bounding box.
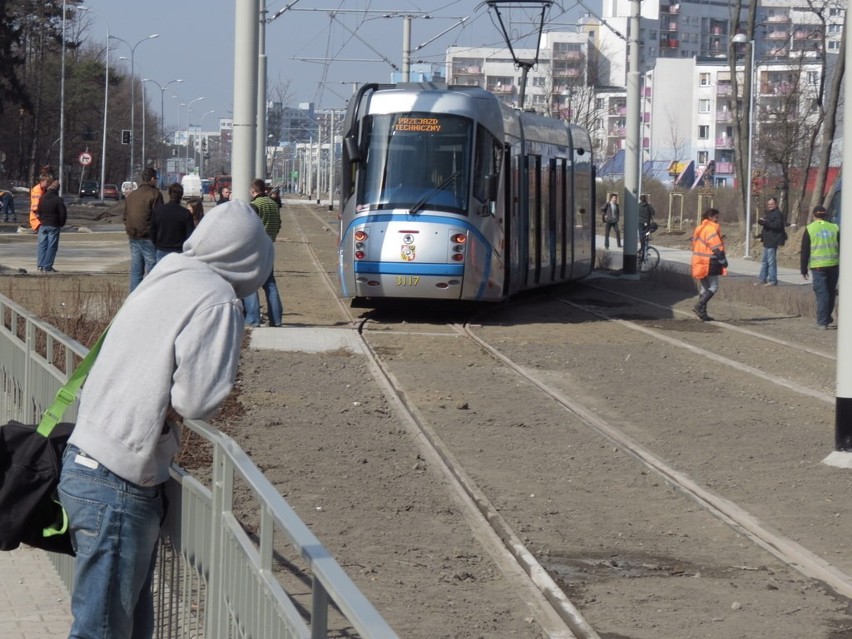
[256,0,268,180]
[233,0,259,201]
[622,0,641,275]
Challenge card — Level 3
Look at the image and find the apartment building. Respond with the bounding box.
[444,0,841,184]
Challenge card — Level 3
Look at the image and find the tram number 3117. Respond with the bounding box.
[396,276,420,287]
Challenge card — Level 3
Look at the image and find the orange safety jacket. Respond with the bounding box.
[29,183,44,231]
[691,218,726,279]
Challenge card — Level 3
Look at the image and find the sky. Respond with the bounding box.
[76,0,594,133]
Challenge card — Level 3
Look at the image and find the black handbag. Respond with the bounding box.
[0,331,106,556]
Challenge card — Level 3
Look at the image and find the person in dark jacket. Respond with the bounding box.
[150,182,195,263]
[35,179,67,273]
[756,196,786,286]
[124,168,164,292]
[600,193,621,249]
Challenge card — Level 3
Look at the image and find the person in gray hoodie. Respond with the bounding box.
[58,199,273,639]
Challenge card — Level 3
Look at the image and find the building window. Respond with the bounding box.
[698,99,710,113]
[699,72,710,86]
[807,71,819,85]
[828,40,840,50]
[698,125,709,139]
[698,151,709,164]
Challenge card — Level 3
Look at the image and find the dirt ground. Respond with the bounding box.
[3,199,845,638]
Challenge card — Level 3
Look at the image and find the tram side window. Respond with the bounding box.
[473,125,503,211]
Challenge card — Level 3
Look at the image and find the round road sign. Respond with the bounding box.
[79,152,93,166]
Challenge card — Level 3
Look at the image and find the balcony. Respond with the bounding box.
[766,30,791,40]
[716,110,734,123]
[766,14,791,23]
[715,137,734,149]
[716,84,733,96]
[608,127,626,137]
[714,161,734,174]
[487,84,514,94]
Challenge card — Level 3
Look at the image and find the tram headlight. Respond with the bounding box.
[355,250,365,260]
[451,253,464,262]
[451,233,466,244]
[354,230,368,242]
[355,241,365,250]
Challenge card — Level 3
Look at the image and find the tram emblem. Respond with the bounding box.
[401,234,416,261]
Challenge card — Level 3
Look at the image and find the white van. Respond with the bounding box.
[181,174,202,200]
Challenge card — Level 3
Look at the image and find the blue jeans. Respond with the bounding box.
[129,239,156,292]
[155,248,180,264]
[758,246,778,284]
[1,192,15,221]
[243,269,283,326]
[37,225,61,269]
[812,266,839,327]
[58,445,165,639]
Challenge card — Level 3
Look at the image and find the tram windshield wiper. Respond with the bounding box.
[408,171,461,215]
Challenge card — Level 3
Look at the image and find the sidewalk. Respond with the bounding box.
[0,547,72,638]
[596,234,807,286]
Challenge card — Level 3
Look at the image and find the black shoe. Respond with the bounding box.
[693,305,711,321]
[43,267,58,273]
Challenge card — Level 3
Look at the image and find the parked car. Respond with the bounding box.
[121,181,138,199]
[102,184,119,200]
[79,180,99,198]
[181,174,202,199]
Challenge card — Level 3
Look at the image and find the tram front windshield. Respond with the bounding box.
[358,113,472,213]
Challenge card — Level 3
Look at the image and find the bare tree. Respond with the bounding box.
[811,7,846,213]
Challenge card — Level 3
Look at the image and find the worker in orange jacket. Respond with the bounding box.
[691,208,728,321]
[30,172,54,232]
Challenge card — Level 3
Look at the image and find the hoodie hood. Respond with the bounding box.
[182,199,274,298]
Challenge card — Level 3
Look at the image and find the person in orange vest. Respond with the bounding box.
[29,171,54,232]
[691,208,728,321]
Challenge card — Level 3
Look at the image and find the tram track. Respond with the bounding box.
[268,199,852,638]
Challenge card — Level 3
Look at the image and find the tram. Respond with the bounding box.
[338,82,595,305]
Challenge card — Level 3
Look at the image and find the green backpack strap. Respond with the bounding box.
[36,330,108,437]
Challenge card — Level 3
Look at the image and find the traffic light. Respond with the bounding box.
[121,129,131,145]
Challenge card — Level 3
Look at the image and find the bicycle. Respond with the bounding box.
[637,221,661,272]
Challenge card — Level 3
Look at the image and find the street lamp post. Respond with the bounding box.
[184,97,205,171]
[732,33,755,259]
[198,109,215,178]
[143,78,183,184]
[110,33,158,180]
[77,6,109,200]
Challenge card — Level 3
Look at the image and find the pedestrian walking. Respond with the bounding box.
[35,179,67,273]
[691,208,728,321]
[600,193,621,249]
[800,205,840,330]
[58,201,274,638]
[124,168,164,292]
[756,196,786,286]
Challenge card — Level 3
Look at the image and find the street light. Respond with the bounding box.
[143,78,183,184]
[77,6,109,200]
[198,109,216,178]
[185,97,205,170]
[110,33,158,180]
[732,33,755,259]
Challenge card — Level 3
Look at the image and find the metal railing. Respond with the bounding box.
[0,293,398,639]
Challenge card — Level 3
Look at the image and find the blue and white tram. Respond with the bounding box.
[338,83,595,305]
